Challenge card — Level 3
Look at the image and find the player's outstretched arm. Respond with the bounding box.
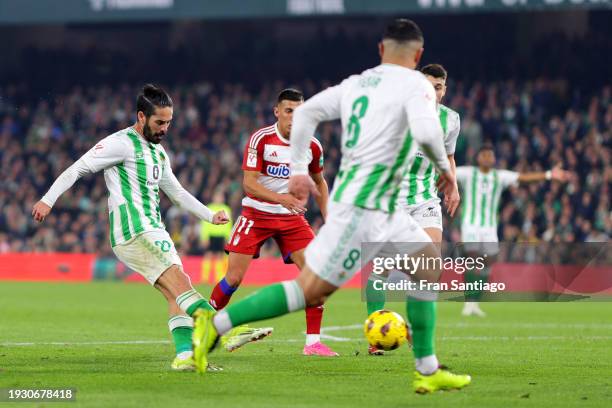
[518,165,572,184]
[32,158,92,223]
[243,170,306,214]
[159,164,228,225]
[32,136,128,223]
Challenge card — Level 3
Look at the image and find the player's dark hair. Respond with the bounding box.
[136,84,173,117]
[421,64,447,80]
[382,18,424,43]
[478,143,495,154]
[277,88,304,105]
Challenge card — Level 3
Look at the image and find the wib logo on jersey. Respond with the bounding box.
[266,163,290,178]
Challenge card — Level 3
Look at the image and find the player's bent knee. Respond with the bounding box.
[156,264,193,297]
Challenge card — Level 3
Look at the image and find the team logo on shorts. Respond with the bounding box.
[266,163,290,178]
[423,206,440,218]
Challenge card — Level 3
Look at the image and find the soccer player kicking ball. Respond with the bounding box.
[456,144,571,316]
[31,84,271,372]
[191,19,471,393]
[208,88,338,357]
[365,63,461,365]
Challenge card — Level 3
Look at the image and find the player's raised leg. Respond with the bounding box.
[193,265,338,372]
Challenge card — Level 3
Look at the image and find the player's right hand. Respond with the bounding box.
[443,180,461,218]
[32,201,52,223]
[551,166,572,182]
[288,174,319,207]
[436,171,458,214]
[212,210,230,225]
[278,193,307,214]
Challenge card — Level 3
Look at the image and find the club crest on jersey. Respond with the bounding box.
[135,151,144,159]
[266,163,290,178]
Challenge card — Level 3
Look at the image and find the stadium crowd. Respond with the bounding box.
[0,76,609,256]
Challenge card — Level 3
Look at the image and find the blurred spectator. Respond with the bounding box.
[0,78,609,254]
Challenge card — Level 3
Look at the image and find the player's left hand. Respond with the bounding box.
[212,210,229,225]
[289,174,319,205]
[443,180,461,218]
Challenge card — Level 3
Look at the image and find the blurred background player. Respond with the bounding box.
[456,144,572,316]
[208,88,337,356]
[192,19,472,393]
[31,84,271,371]
[365,63,461,356]
[200,189,233,256]
[200,189,233,283]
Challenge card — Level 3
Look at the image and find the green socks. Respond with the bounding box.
[221,281,305,330]
[168,315,193,354]
[365,277,386,315]
[175,289,215,316]
[406,298,436,358]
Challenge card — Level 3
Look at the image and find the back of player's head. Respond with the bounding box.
[137,84,173,117]
[383,19,424,44]
[277,88,304,105]
[421,64,447,80]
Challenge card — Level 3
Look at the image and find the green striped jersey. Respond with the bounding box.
[81,127,168,246]
[456,166,519,229]
[324,64,442,213]
[400,104,460,206]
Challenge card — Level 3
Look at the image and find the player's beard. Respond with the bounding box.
[143,120,165,144]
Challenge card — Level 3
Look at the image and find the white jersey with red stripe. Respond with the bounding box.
[242,123,324,214]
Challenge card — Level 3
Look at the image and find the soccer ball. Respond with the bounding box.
[363,310,409,351]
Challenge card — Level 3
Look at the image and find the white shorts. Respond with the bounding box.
[461,225,500,256]
[403,198,442,231]
[112,230,182,285]
[305,201,431,287]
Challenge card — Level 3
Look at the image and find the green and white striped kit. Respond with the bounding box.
[401,104,460,207]
[456,166,519,229]
[105,128,166,246]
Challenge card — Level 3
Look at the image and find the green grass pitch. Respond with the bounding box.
[0,281,611,407]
